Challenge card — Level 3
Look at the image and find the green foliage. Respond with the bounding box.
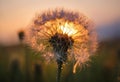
[0,40,120,82]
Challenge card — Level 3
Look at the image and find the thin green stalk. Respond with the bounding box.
[56,60,63,82]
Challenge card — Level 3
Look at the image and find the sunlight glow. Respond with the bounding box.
[59,22,78,36]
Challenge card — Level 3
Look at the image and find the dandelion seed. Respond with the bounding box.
[25,9,97,82]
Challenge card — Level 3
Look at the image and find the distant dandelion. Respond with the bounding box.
[25,9,97,82]
[18,30,25,41]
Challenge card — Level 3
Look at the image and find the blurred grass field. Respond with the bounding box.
[0,39,120,82]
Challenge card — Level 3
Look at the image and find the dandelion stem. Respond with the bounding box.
[56,60,63,82]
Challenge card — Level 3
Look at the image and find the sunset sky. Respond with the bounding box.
[0,0,120,46]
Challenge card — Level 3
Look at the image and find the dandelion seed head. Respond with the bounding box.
[25,9,97,73]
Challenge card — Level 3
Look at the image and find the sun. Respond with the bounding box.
[59,22,78,36]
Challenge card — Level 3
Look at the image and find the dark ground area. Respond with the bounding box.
[0,39,120,82]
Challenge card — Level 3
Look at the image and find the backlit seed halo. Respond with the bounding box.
[25,9,97,73]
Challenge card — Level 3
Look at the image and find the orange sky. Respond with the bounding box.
[0,0,120,46]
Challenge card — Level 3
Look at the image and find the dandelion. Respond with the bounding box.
[18,30,24,41]
[25,9,97,82]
